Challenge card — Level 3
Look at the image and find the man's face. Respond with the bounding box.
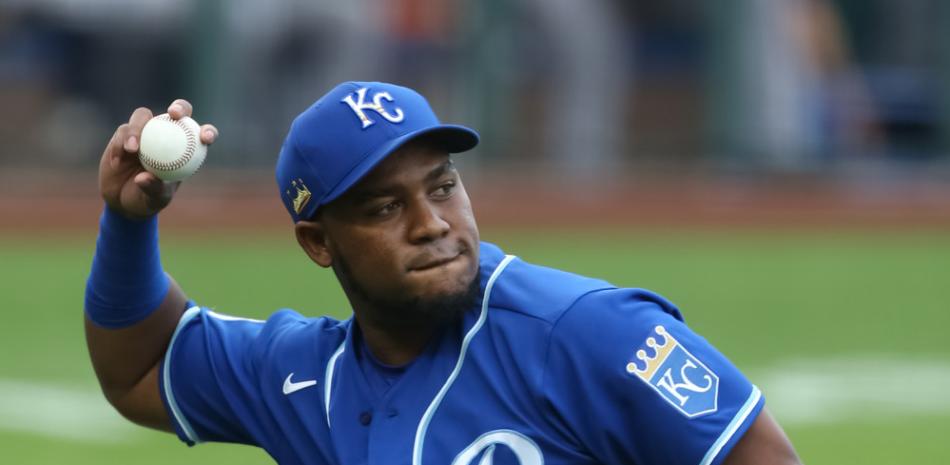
[306,140,480,329]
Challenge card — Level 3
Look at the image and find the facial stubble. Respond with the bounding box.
[331,252,481,332]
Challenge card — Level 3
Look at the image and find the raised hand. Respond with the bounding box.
[98,99,218,219]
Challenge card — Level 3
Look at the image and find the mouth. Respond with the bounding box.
[408,249,465,272]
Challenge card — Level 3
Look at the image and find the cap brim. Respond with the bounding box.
[319,124,479,207]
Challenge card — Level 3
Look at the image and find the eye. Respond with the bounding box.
[371,201,401,217]
[432,181,456,199]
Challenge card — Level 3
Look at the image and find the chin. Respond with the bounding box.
[414,258,477,299]
[416,272,481,323]
[340,249,481,329]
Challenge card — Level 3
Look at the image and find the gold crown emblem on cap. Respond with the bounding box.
[626,325,677,381]
[286,179,312,215]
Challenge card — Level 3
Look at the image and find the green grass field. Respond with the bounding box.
[2,228,948,464]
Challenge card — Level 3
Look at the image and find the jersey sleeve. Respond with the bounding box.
[158,305,271,446]
[541,288,764,465]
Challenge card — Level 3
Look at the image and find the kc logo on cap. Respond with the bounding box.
[341,87,406,129]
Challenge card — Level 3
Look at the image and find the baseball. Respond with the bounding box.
[138,113,207,182]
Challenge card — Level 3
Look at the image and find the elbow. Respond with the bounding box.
[97,364,173,432]
[722,408,802,465]
[97,379,145,424]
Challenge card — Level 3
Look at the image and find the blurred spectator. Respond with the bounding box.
[380,0,459,105]
[716,0,880,169]
[790,0,882,162]
[516,0,631,177]
[0,8,64,164]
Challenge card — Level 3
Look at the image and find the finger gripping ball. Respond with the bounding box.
[138,114,208,182]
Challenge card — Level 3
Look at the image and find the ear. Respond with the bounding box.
[294,219,333,268]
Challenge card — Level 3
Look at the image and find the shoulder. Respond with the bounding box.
[248,309,349,369]
[545,287,684,364]
[557,287,684,331]
[477,242,683,336]
[477,242,683,350]
[256,308,349,358]
[255,308,349,345]
[479,241,618,324]
[175,306,350,368]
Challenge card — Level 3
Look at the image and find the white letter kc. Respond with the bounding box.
[342,87,406,129]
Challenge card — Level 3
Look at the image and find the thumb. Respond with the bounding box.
[133,172,166,196]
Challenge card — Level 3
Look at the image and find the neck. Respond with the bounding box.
[355,314,439,366]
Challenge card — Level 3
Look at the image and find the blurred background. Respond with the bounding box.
[0,0,948,464]
[2,0,950,228]
[5,0,950,174]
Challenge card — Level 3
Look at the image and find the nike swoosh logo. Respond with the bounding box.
[282,373,317,395]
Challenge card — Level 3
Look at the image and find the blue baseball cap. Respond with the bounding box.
[276,81,479,222]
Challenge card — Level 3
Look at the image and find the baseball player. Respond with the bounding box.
[85,82,801,465]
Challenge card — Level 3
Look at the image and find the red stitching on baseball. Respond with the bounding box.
[139,114,198,172]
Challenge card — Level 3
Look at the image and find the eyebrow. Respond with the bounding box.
[424,159,456,184]
[352,159,456,203]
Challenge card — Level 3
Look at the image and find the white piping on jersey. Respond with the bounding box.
[206,310,265,323]
[162,306,203,444]
[324,341,346,428]
[699,385,762,465]
[411,254,517,465]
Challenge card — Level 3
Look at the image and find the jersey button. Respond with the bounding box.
[359,411,372,426]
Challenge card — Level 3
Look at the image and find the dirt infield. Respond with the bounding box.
[1,169,949,233]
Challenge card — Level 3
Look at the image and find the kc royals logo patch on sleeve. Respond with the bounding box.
[626,325,719,417]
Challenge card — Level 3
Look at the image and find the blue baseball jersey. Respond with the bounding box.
[159,242,764,465]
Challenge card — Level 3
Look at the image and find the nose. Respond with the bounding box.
[407,198,450,244]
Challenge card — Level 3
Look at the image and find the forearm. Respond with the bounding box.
[84,207,186,406]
